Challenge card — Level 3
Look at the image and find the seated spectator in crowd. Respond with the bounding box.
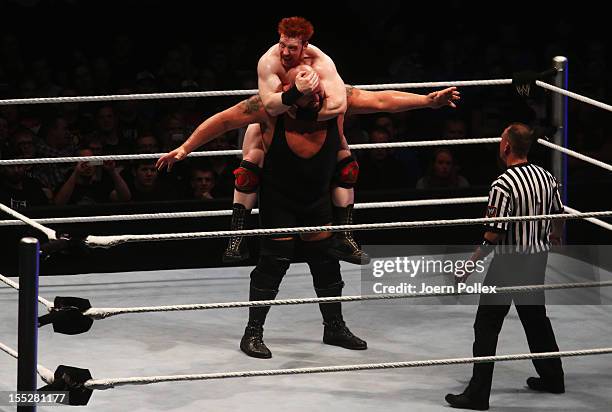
[201,133,239,198]
[0,116,10,155]
[373,114,420,184]
[128,160,180,202]
[83,136,105,156]
[115,87,141,143]
[0,149,48,210]
[416,148,470,190]
[442,117,468,139]
[133,134,160,154]
[32,114,77,191]
[54,148,131,205]
[59,88,95,139]
[189,163,216,200]
[357,127,413,191]
[89,105,131,154]
[10,127,37,158]
[159,111,190,152]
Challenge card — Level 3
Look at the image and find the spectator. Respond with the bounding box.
[201,133,239,198]
[416,148,470,190]
[33,114,77,191]
[10,127,37,158]
[58,88,95,140]
[134,134,160,154]
[189,164,216,200]
[0,149,48,210]
[90,105,131,154]
[128,160,180,202]
[115,87,141,143]
[357,127,412,191]
[54,148,131,205]
[0,116,8,157]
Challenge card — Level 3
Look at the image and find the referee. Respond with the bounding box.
[446,123,565,410]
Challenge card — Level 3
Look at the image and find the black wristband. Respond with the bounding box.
[295,106,318,121]
[281,85,304,106]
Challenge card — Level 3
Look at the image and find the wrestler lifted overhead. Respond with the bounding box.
[254,16,370,264]
[157,65,460,262]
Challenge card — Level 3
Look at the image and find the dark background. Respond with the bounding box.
[0,0,610,275]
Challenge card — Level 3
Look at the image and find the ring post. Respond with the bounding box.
[552,56,568,204]
[17,237,40,412]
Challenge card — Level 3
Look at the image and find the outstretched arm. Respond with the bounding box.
[345,86,460,115]
[156,95,268,171]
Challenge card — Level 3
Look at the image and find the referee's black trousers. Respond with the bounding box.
[466,252,564,401]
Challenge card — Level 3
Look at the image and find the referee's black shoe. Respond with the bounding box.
[526,377,565,394]
[444,393,489,410]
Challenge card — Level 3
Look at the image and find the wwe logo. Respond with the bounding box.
[515,83,531,97]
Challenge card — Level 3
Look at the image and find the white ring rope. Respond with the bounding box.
[0,79,511,106]
[0,202,56,240]
[84,347,611,390]
[536,80,612,113]
[84,280,612,320]
[84,211,612,248]
[0,341,56,385]
[0,197,489,227]
[0,272,54,309]
[564,206,612,231]
[537,138,612,172]
[0,137,501,166]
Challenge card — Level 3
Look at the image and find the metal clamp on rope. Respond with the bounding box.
[38,296,93,335]
[38,365,93,406]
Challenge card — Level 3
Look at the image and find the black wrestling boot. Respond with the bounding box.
[315,281,366,350]
[526,377,565,394]
[323,315,367,350]
[327,205,370,265]
[444,393,489,411]
[240,286,278,359]
[240,320,271,359]
[223,203,250,263]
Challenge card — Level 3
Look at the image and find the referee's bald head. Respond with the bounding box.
[502,123,533,158]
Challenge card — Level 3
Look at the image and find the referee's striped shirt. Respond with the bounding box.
[485,162,563,254]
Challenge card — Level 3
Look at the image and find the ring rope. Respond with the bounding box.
[0,341,55,384]
[0,137,501,166]
[84,211,612,248]
[537,138,612,172]
[0,272,54,309]
[0,202,56,240]
[564,206,612,231]
[536,80,612,113]
[84,347,612,390]
[0,79,511,107]
[84,280,612,320]
[0,197,489,227]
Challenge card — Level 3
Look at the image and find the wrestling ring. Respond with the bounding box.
[0,56,611,411]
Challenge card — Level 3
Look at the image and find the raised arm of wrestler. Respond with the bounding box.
[345,85,460,115]
[257,16,347,120]
[155,95,269,172]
